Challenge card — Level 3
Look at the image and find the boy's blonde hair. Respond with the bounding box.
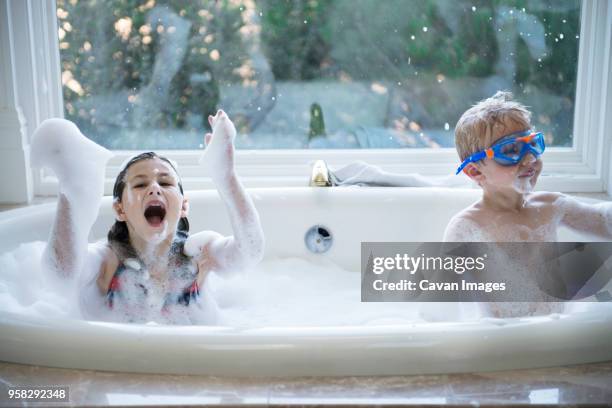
[454,91,532,161]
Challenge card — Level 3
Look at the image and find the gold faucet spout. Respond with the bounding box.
[309,160,332,187]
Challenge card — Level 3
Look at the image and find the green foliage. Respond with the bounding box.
[56,0,248,133]
[257,0,577,89]
[456,5,498,77]
[58,0,580,96]
[57,0,580,147]
[308,102,326,139]
[260,0,331,80]
[530,6,580,97]
[402,1,471,76]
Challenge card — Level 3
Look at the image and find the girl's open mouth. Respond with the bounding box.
[144,202,166,227]
[519,168,535,178]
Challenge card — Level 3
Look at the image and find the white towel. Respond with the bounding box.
[329,161,472,188]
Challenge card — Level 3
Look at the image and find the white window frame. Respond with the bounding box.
[1,0,611,201]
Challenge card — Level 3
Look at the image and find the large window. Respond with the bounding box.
[56,0,581,150]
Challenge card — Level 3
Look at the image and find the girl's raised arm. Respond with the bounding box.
[185,110,264,274]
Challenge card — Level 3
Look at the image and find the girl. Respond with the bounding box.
[31,110,264,324]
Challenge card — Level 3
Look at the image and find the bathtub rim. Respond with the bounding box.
[2,186,606,224]
[1,304,612,377]
[0,186,482,216]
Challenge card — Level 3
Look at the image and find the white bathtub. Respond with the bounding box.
[0,187,611,377]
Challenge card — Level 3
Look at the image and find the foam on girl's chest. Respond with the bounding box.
[112,256,198,323]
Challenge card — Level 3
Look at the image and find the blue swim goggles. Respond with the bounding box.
[455,130,545,175]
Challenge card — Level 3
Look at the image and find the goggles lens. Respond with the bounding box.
[492,132,545,165]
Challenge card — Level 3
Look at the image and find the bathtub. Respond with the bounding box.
[0,187,611,377]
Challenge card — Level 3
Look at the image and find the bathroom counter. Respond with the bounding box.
[0,361,611,406]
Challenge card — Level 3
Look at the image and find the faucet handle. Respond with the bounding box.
[309,160,332,187]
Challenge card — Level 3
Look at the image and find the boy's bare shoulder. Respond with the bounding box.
[443,204,490,242]
[527,192,572,214]
[527,191,565,204]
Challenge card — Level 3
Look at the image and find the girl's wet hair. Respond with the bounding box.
[108,152,189,259]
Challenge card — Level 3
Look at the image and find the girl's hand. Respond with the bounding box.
[201,110,236,182]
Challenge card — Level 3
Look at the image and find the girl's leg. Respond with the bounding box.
[31,119,112,278]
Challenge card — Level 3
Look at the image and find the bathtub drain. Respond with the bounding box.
[304,225,333,254]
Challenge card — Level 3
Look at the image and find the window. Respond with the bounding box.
[0,0,610,201]
[57,0,580,151]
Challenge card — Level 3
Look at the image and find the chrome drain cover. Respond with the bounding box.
[304,225,333,254]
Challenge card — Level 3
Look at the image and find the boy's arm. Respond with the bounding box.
[558,194,612,240]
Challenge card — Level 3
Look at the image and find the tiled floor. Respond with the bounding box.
[1,360,611,406]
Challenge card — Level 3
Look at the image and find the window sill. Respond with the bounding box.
[29,144,606,195]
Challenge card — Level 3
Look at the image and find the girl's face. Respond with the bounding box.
[114,158,188,243]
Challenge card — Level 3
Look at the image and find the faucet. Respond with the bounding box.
[309,160,333,187]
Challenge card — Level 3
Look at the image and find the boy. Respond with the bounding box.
[443,91,612,317]
[444,91,612,243]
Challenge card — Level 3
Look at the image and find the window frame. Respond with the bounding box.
[5,0,612,198]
